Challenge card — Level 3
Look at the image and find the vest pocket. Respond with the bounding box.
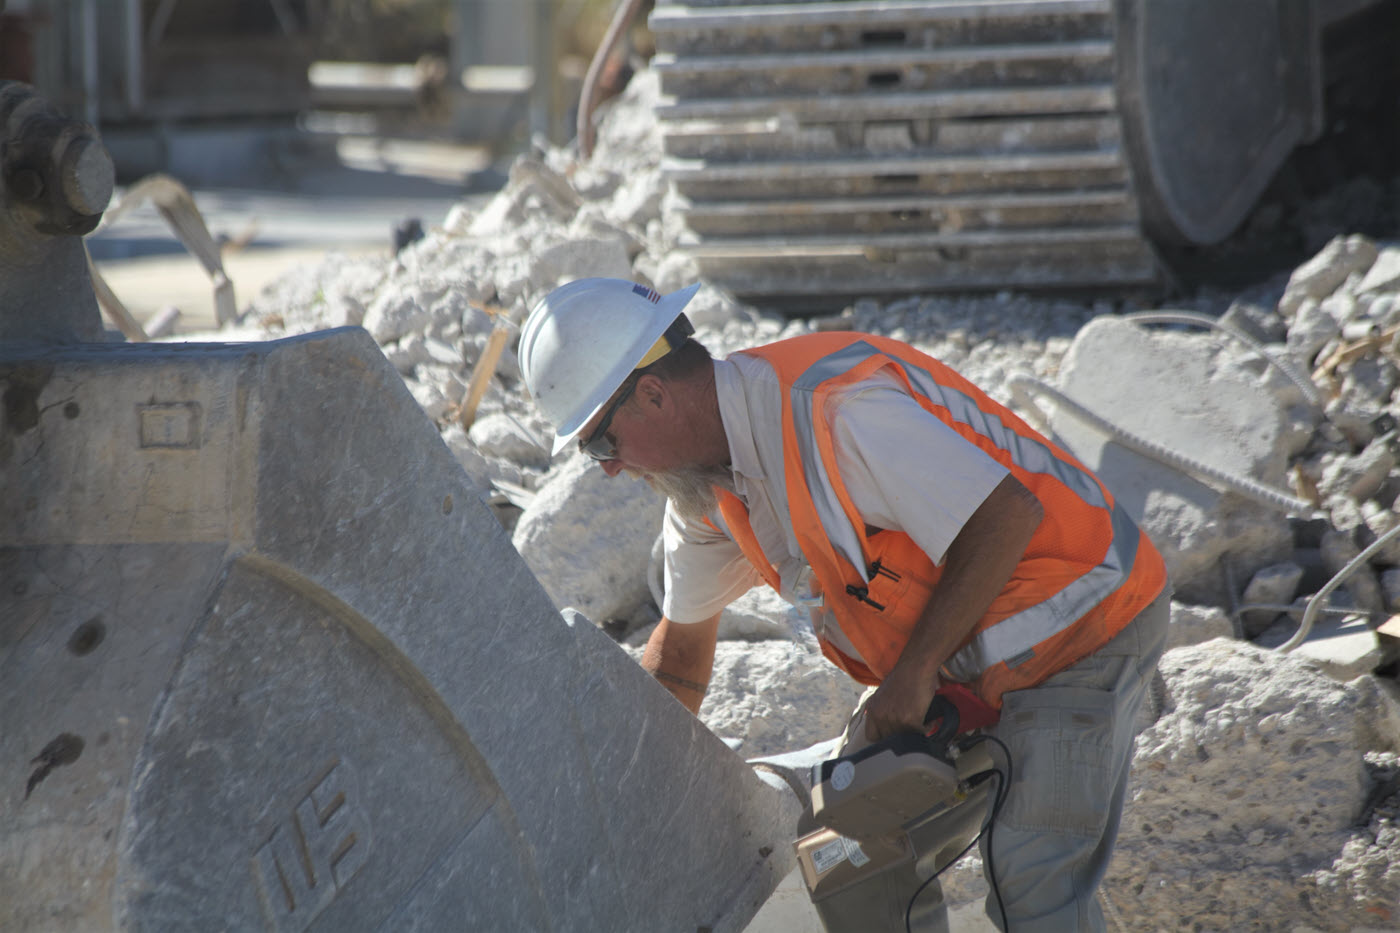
[857,533,932,619]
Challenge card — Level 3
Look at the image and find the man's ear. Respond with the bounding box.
[633,373,667,411]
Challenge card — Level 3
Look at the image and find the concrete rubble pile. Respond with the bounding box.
[213,67,1400,929]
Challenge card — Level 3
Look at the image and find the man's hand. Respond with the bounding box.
[862,662,941,743]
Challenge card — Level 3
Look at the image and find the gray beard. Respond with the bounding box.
[642,463,736,524]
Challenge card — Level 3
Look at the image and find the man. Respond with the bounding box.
[518,278,1170,932]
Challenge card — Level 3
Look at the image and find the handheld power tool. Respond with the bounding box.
[795,684,1002,904]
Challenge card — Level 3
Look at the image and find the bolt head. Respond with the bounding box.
[59,137,114,216]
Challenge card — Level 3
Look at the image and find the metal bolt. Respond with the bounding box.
[57,136,114,216]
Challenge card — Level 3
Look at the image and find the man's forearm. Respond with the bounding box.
[899,475,1043,680]
[641,613,721,715]
[863,474,1043,739]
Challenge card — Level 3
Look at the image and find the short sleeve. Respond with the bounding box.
[829,381,1009,565]
[660,500,763,622]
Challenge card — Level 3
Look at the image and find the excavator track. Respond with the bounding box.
[649,0,1162,307]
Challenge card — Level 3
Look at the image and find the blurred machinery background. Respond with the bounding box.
[0,0,626,184]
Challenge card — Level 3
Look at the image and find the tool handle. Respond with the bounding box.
[923,696,960,746]
[923,684,999,745]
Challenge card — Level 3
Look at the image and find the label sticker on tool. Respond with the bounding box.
[842,837,870,868]
[831,760,855,791]
[811,839,848,874]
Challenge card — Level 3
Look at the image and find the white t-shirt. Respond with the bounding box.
[662,352,1008,663]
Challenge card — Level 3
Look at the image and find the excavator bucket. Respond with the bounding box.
[0,78,802,931]
[0,327,801,932]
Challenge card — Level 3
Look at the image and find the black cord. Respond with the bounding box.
[903,733,1014,933]
[979,734,1012,931]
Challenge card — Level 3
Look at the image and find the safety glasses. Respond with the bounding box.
[577,378,637,461]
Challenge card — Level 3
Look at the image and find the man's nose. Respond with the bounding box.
[600,458,625,477]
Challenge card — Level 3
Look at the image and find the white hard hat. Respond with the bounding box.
[519,278,701,455]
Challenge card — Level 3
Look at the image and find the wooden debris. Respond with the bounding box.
[457,323,511,431]
[84,245,149,341]
[1313,323,1400,384]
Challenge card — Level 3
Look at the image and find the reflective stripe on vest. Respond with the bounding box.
[943,500,1141,680]
[789,340,1108,581]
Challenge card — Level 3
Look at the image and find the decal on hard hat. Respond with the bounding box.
[831,760,855,792]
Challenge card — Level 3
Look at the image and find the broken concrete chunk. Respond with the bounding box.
[442,202,473,235]
[1356,245,1400,296]
[509,157,583,216]
[364,290,432,345]
[1220,300,1288,345]
[422,336,465,369]
[407,377,452,422]
[1257,611,1384,681]
[1368,293,1400,330]
[1320,290,1361,328]
[604,166,668,230]
[466,161,580,239]
[512,452,665,625]
[633,251,689,296]
[383,332,430,376]
[569,204,645,258]
[468,412,549,467]
[1287,297,1344,366]
[715,586,809,642]
[1323,397,1379,449]
[1277,402,1321,457]
[1241,562,1304,636]
[1382,568,1400,611]
[1319,441,1398,503]
[695,640,865,759]
[1049,316,1294,604]
[1167,601,1236,649]
[1321,529,1388,616]
[1362,501,1400,565]
[1342,355,1400,413]
[439,424,496,495]
[1278,233,1379,319]
[530,236,634,292]
[1325,493,1368,536]
[419,363,467,404]
[1105,639,1399,930]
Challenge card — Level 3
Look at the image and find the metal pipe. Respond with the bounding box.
[1279,522,1400,652]
[577,0,648,157]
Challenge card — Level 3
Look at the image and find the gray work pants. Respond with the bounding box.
[808,588,1171,933]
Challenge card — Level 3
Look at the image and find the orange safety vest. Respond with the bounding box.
[714,333,1167,708]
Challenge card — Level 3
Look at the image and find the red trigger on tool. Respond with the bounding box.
[923,683,1000,745]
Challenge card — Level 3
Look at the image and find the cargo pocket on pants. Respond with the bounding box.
[995,685,1117,838]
